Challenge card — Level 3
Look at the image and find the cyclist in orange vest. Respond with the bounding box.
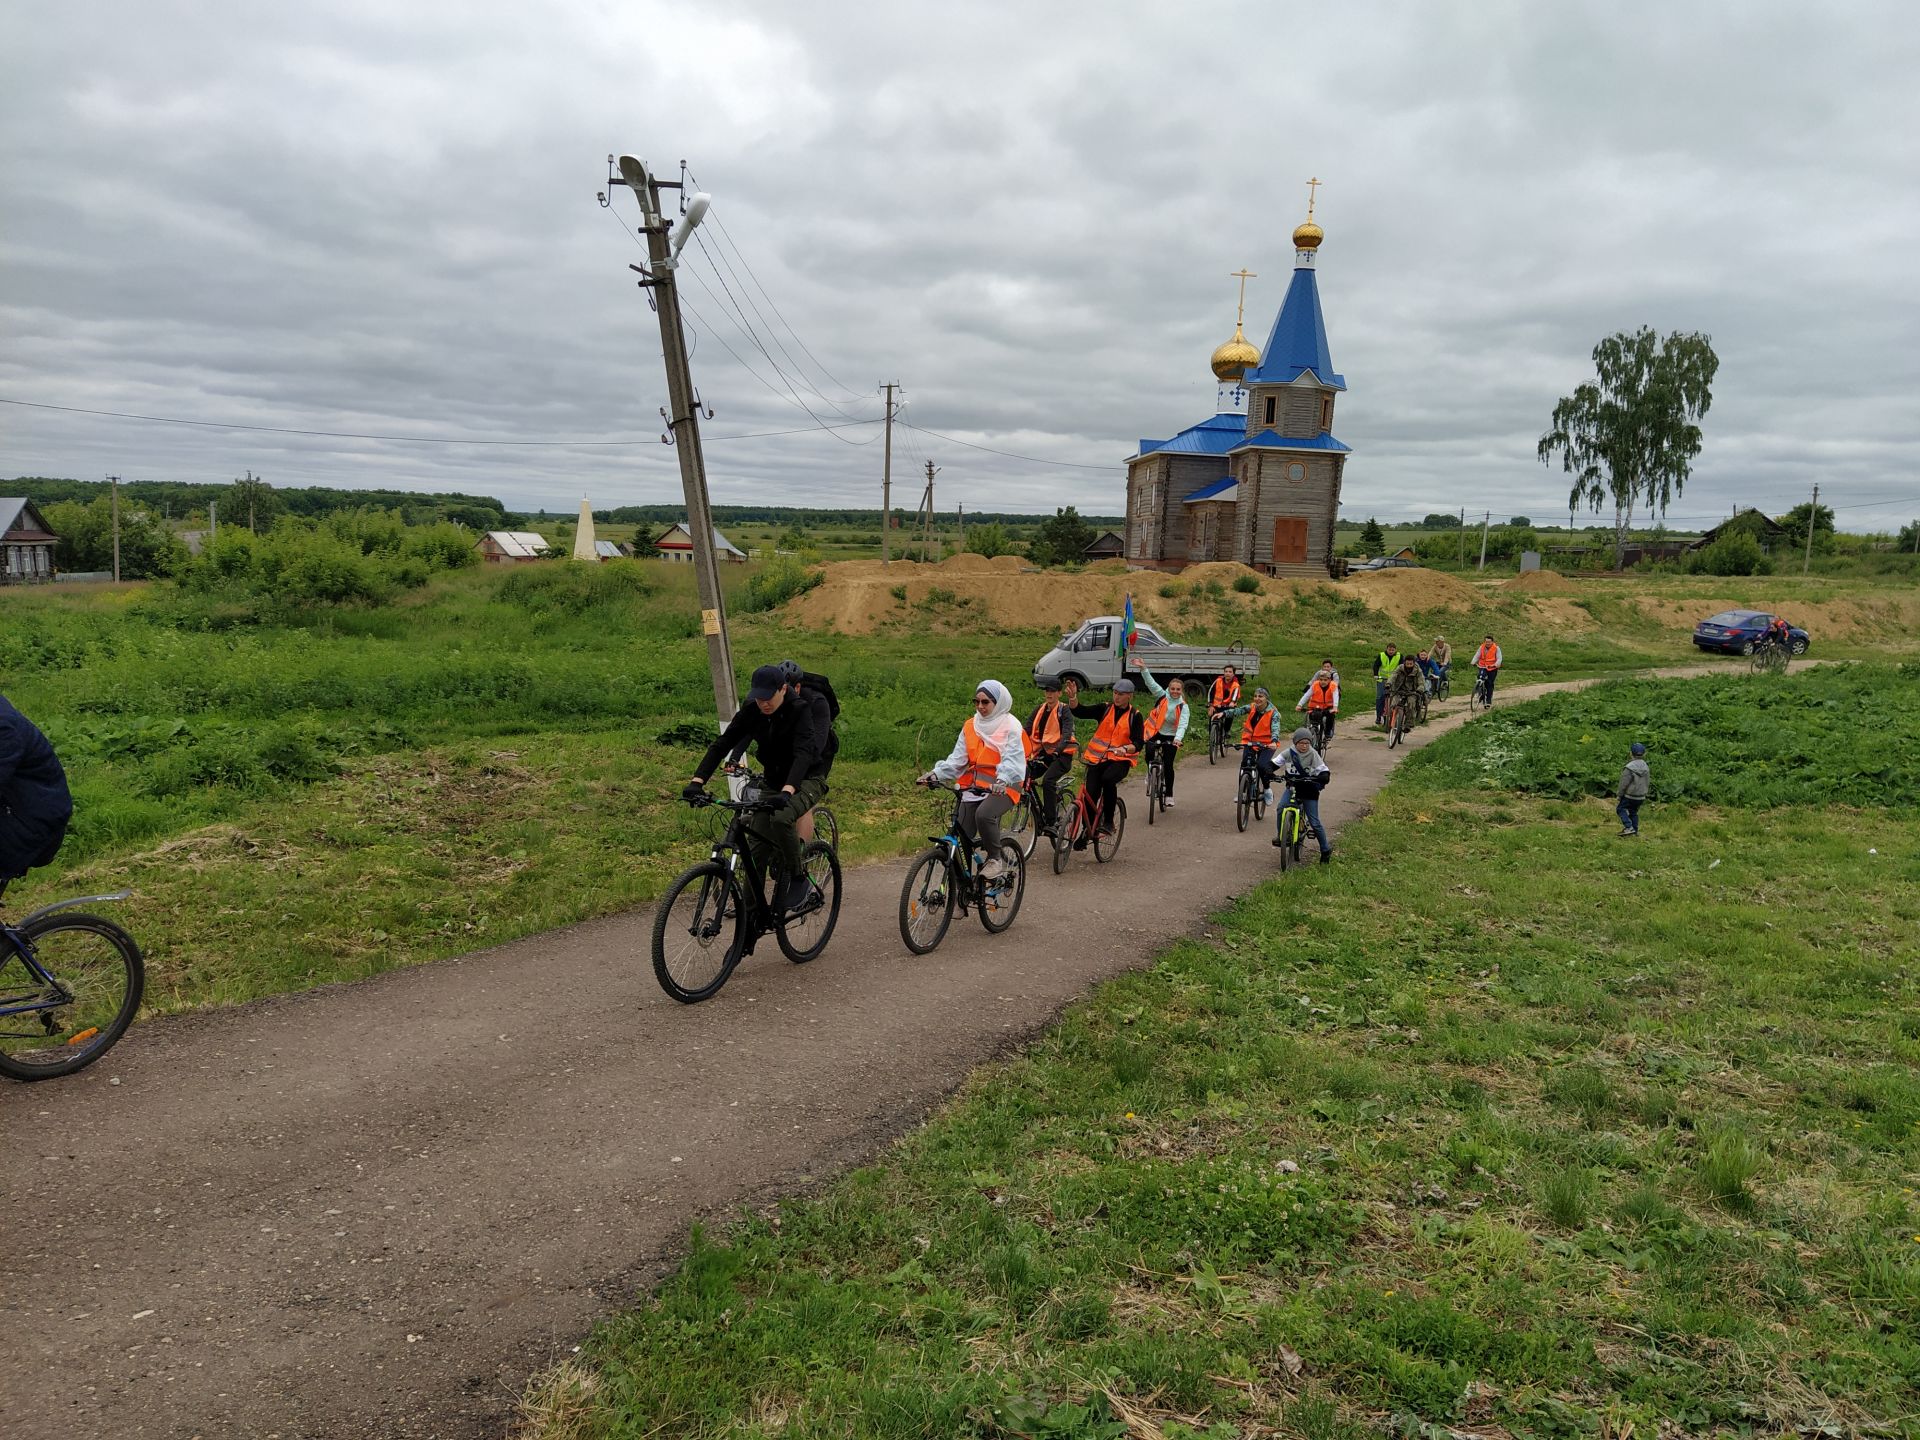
[1230,687,1283,806]
[918,679,1029,879]
[1137,667,1191,806]
[1472,634,1503,703]
[1067,678,1145,848]
[1025,676,1078,837]
[1294,662,1340,741]
[1208,665,1242,715]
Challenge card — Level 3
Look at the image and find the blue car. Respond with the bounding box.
[1692,609,1810,656]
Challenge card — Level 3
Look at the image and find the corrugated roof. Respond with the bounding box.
[656,524,745,556]
[1243,267,1345,389]
[1182,476,1239,504]
[1137,410,1247,457]
[478,531,551,558]
[1232,429,1352,454]
[593,539,624,558]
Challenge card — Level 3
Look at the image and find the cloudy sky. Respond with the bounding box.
[3,0,1916,529]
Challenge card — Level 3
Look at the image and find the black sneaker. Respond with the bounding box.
[780,875,814,913]
[1319,850,1333,864]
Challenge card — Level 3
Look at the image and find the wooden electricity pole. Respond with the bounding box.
[617,154,737,723]
[1457,506,1466,565]
[920,460,939,561]
[1477,510,1491,571]
[1802,483,1819,575]
[107,474,121,582]
[880,381,899,566]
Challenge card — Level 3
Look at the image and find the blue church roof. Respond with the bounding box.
[1233,429,1352,454]
[1181,475,1238,503]
[1136,409,1246,457]
[1243,266,1345,390]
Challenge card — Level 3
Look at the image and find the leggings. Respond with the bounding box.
[1144,736,1180,796]
[958,790,1015,855]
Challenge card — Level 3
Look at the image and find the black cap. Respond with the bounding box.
[746,663,787,703]
[1040,675,1061,691]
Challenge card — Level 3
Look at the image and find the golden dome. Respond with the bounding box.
[1210,323,1260,382]
[1292,217,1324,249]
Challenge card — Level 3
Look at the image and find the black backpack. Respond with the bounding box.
[798,670,841,722]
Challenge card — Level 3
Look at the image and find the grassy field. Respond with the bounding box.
[519,668,1920,1438]
[2,564,1912,1014]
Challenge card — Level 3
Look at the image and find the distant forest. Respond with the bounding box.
[12,477,508,530]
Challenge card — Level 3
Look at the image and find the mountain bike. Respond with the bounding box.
[1432,667,1452,702]
[1749,637,1790,675]
[0,882,144,1082]
[1386,699,1410,748]
[1054,773,1125,873]
[1469,669,1497,714]
[1272,784,1316,872]
[1207,709,1232,765]
[1002,789,1040,860]
[1143,742,1171,825]
[898,783,1028,954]
[1304,708,1334,752]
[653,781,843,1004]
[727,763,839,853]
[1234,745,1271,833]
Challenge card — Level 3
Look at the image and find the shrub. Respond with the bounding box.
[1687,532,1769,576]
[965,522,1014,559]
[740,555,823,613]
[1158,582,1185,599]
[498,561,655,618]
[1232,574,1261,594]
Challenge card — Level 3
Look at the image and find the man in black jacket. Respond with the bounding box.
[1068,678,1145,848]
[684,664,837,912]
[1,694,73,889]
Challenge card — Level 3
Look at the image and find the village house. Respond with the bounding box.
[1123,186,1351,577]
[1,498,58,584]
[473,531,551,564]
[653,523,747,565]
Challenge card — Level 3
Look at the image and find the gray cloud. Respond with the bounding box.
[2,0,1915,529]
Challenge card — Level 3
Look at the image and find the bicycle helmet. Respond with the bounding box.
[777,659,804,687]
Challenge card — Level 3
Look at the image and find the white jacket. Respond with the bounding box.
[930,679,1028,792]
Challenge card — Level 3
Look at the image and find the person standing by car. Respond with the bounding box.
[1616,742,1650,837]
[1472,634,1504,704]
[684,664,837,913]
[0,693,73,889]
[1372,642,1401,725]
[1025,677,1077,837]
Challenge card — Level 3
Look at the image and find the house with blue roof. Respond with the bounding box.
[1123,189,1352,576]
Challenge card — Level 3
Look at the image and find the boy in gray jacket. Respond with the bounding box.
[1617,742,1650,837]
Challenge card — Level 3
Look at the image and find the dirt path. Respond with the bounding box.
[0,669,1701,1439]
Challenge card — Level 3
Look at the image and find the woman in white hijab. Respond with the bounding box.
[918,679,1029,879]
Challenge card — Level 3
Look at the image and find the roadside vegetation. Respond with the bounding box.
[519,669,1920,1438]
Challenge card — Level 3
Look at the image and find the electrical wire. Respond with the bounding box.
[898,420,1112,471]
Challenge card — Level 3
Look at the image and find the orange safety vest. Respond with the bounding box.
[1082,705,1140,769]
[1306,677,1337,711]
[962,716,1022,802]
[1210,676,1241,708]
[1025,700,1077,758]
[1474,641,1501,669]
[1145,695,1185,737]
[1242,706,1277,747]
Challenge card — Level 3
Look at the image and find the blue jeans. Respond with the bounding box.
[1616,798,1642,833]
[1282,785,1330,855]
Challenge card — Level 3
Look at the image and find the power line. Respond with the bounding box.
[898,420,1111,471]
[0,395,880,446]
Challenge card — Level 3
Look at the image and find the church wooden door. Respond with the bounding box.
[1272,516,1309,565]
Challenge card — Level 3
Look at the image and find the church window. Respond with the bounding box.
[1320,395,1334,430]
[1263,395,1277,427]
[1288,463,1305,481]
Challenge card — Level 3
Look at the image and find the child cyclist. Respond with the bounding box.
[1272,726,1333,863]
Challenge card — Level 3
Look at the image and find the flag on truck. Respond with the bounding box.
[1121,593,1137,674]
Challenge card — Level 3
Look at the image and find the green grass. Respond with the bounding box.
[519,673,1920,1438]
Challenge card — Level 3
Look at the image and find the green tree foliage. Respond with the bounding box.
[1421,512,1461,529]
[965,522,1014,558]
[1538,327,1719,567]
[1360,517,1386,553]
[1028,506,1096,567]
[41,497,188,578]
[172,511,477,615]
[739,555,824,613]
[229,470,284,532]
[1775,500,1836,553]
[1508,516,1533,527]
[1898,519,1920,552]
[15,476,507,530]
[1686,532,1770,576]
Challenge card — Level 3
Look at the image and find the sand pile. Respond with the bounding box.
[1343,567,1485,625]
[1506,569,1576,593]
[1627,591,1920,643]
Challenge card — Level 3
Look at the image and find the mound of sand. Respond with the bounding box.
[1627,590,1920,643]
[1343,567,1485,625]
[1505,569,1576,593]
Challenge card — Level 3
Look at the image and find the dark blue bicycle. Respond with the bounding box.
[897,783,1028,955]
[0,882,144,1081]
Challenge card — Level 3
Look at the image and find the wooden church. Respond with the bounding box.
[1123,186,1350,576]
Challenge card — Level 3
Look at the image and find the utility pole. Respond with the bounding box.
[957,502,965,552]
[107,475,121,582]
[209,499,217,547]
[614,154,736,723]
[1802,482,1819,575]
[921,460,939,561]
[880,381,899,566]
[1458,506,1466,565]
[1477,510,1491,571]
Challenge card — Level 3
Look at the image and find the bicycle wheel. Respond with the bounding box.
[1235,771,1251,832]
[978,841,1027,933]
[1146,762,1161,826]
[1278,807,1306,872]
[809,806,840,853]
[1003,793,1039,860]
[1469,684,1486,715]
[777,841,842,963]
[652,862,744,1004]
[1208,725,1222,765]
[899,848,957,955]
[1253,777,1268,821]
[1094,796,1126,862]
[0,914,144,1081]
[1388,708,1404,747]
